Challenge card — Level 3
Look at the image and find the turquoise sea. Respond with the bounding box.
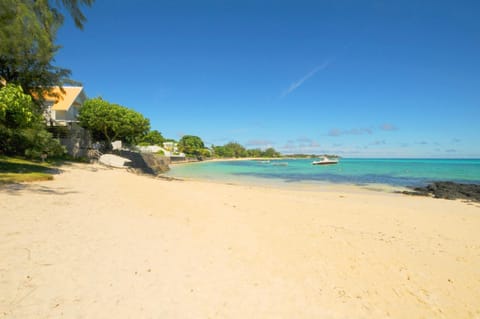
[165,158,480,188]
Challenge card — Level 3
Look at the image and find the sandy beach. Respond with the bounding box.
[1,163,480,318]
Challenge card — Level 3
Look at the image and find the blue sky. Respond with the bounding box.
[56,0,480,157]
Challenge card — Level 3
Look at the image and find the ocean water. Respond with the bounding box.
[165,158,480,188]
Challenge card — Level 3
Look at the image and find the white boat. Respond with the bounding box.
[312,156,339,165]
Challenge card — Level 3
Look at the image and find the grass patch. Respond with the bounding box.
[0,156,55,184]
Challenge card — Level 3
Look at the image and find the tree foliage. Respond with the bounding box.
[57,0,95,30]
[140,130,165,145]
[262,147,281,158]
[0,1,95,159]
[178,135,205,156]
[213,142,247,158]
[246,148,262,158]
[0,84,64,157]
[212,145,234,158]
[0,83,38,129]
[0,0,94,104]
[78,98,150,147]
[212,142,281,158]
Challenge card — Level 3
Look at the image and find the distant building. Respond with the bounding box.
[42,87,86,126]
[137,143,186,160]
[162,141,178,153]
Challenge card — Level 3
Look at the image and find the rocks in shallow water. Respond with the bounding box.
[402,182,480,202]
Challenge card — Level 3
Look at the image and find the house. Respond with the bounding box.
[40,86,91,158]
[163,141,179,153]
[137,143,186,160]
[42,86,86,126]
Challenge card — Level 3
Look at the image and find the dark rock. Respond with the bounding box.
[113,150,158,175]
[140,153,170,174]
[401,181,480,202]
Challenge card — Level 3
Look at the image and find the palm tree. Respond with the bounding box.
[56,0,95,29]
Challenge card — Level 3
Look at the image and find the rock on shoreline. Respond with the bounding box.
[402,181,480,202]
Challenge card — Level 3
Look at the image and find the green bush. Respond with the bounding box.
[0,84,65,158]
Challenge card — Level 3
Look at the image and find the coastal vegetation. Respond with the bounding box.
[78,97,150,148]
[0,84,64,158]
[0,0,94,104]
[0,0,100,183]
[139,130,165,146]
[212,142,281,158]
[178,135,209,158]
[0,0,94,161]
[174,137,282,160]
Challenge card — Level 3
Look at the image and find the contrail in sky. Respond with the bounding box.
[281,60,332,98]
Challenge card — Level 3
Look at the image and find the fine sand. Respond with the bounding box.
[1,163,480,318]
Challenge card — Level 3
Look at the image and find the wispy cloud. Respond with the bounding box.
[328,127,373,137]
[380,123,398,131]
[328,123,399,137]
[279,137,322,153]
[370,140,386,145]
[296,137,313,143]
[328,128,343,137]
[281,60,331,98]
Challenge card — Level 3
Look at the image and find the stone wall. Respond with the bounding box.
[58,124,92,158]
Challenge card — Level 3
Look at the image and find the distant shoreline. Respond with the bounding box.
[169,157,283,165]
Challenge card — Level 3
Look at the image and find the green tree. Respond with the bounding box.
[223,142,247,158]
[213,145,232,158]
[140,130,165,145]
[0,0,94,103]
[262,147,280,158]
[0,84,38,129]
[247,148,262,158]
[178,135,205,156]
[0,84,64,157]
[79,98,150,147]
[198,148,212,159]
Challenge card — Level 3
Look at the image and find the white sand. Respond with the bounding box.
[1,163,479,318]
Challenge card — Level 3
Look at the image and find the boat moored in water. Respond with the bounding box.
[312,156,339,165]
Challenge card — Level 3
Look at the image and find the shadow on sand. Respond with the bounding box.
[0,183,78,196]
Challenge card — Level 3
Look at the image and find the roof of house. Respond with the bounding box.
[43,87,84,111]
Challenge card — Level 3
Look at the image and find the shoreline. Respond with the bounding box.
[161,171,408,195]
[1,163,480,318]
[165,157,480,200]
[168,157,283,165]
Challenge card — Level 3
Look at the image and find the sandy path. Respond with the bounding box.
[1,163,479,318]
